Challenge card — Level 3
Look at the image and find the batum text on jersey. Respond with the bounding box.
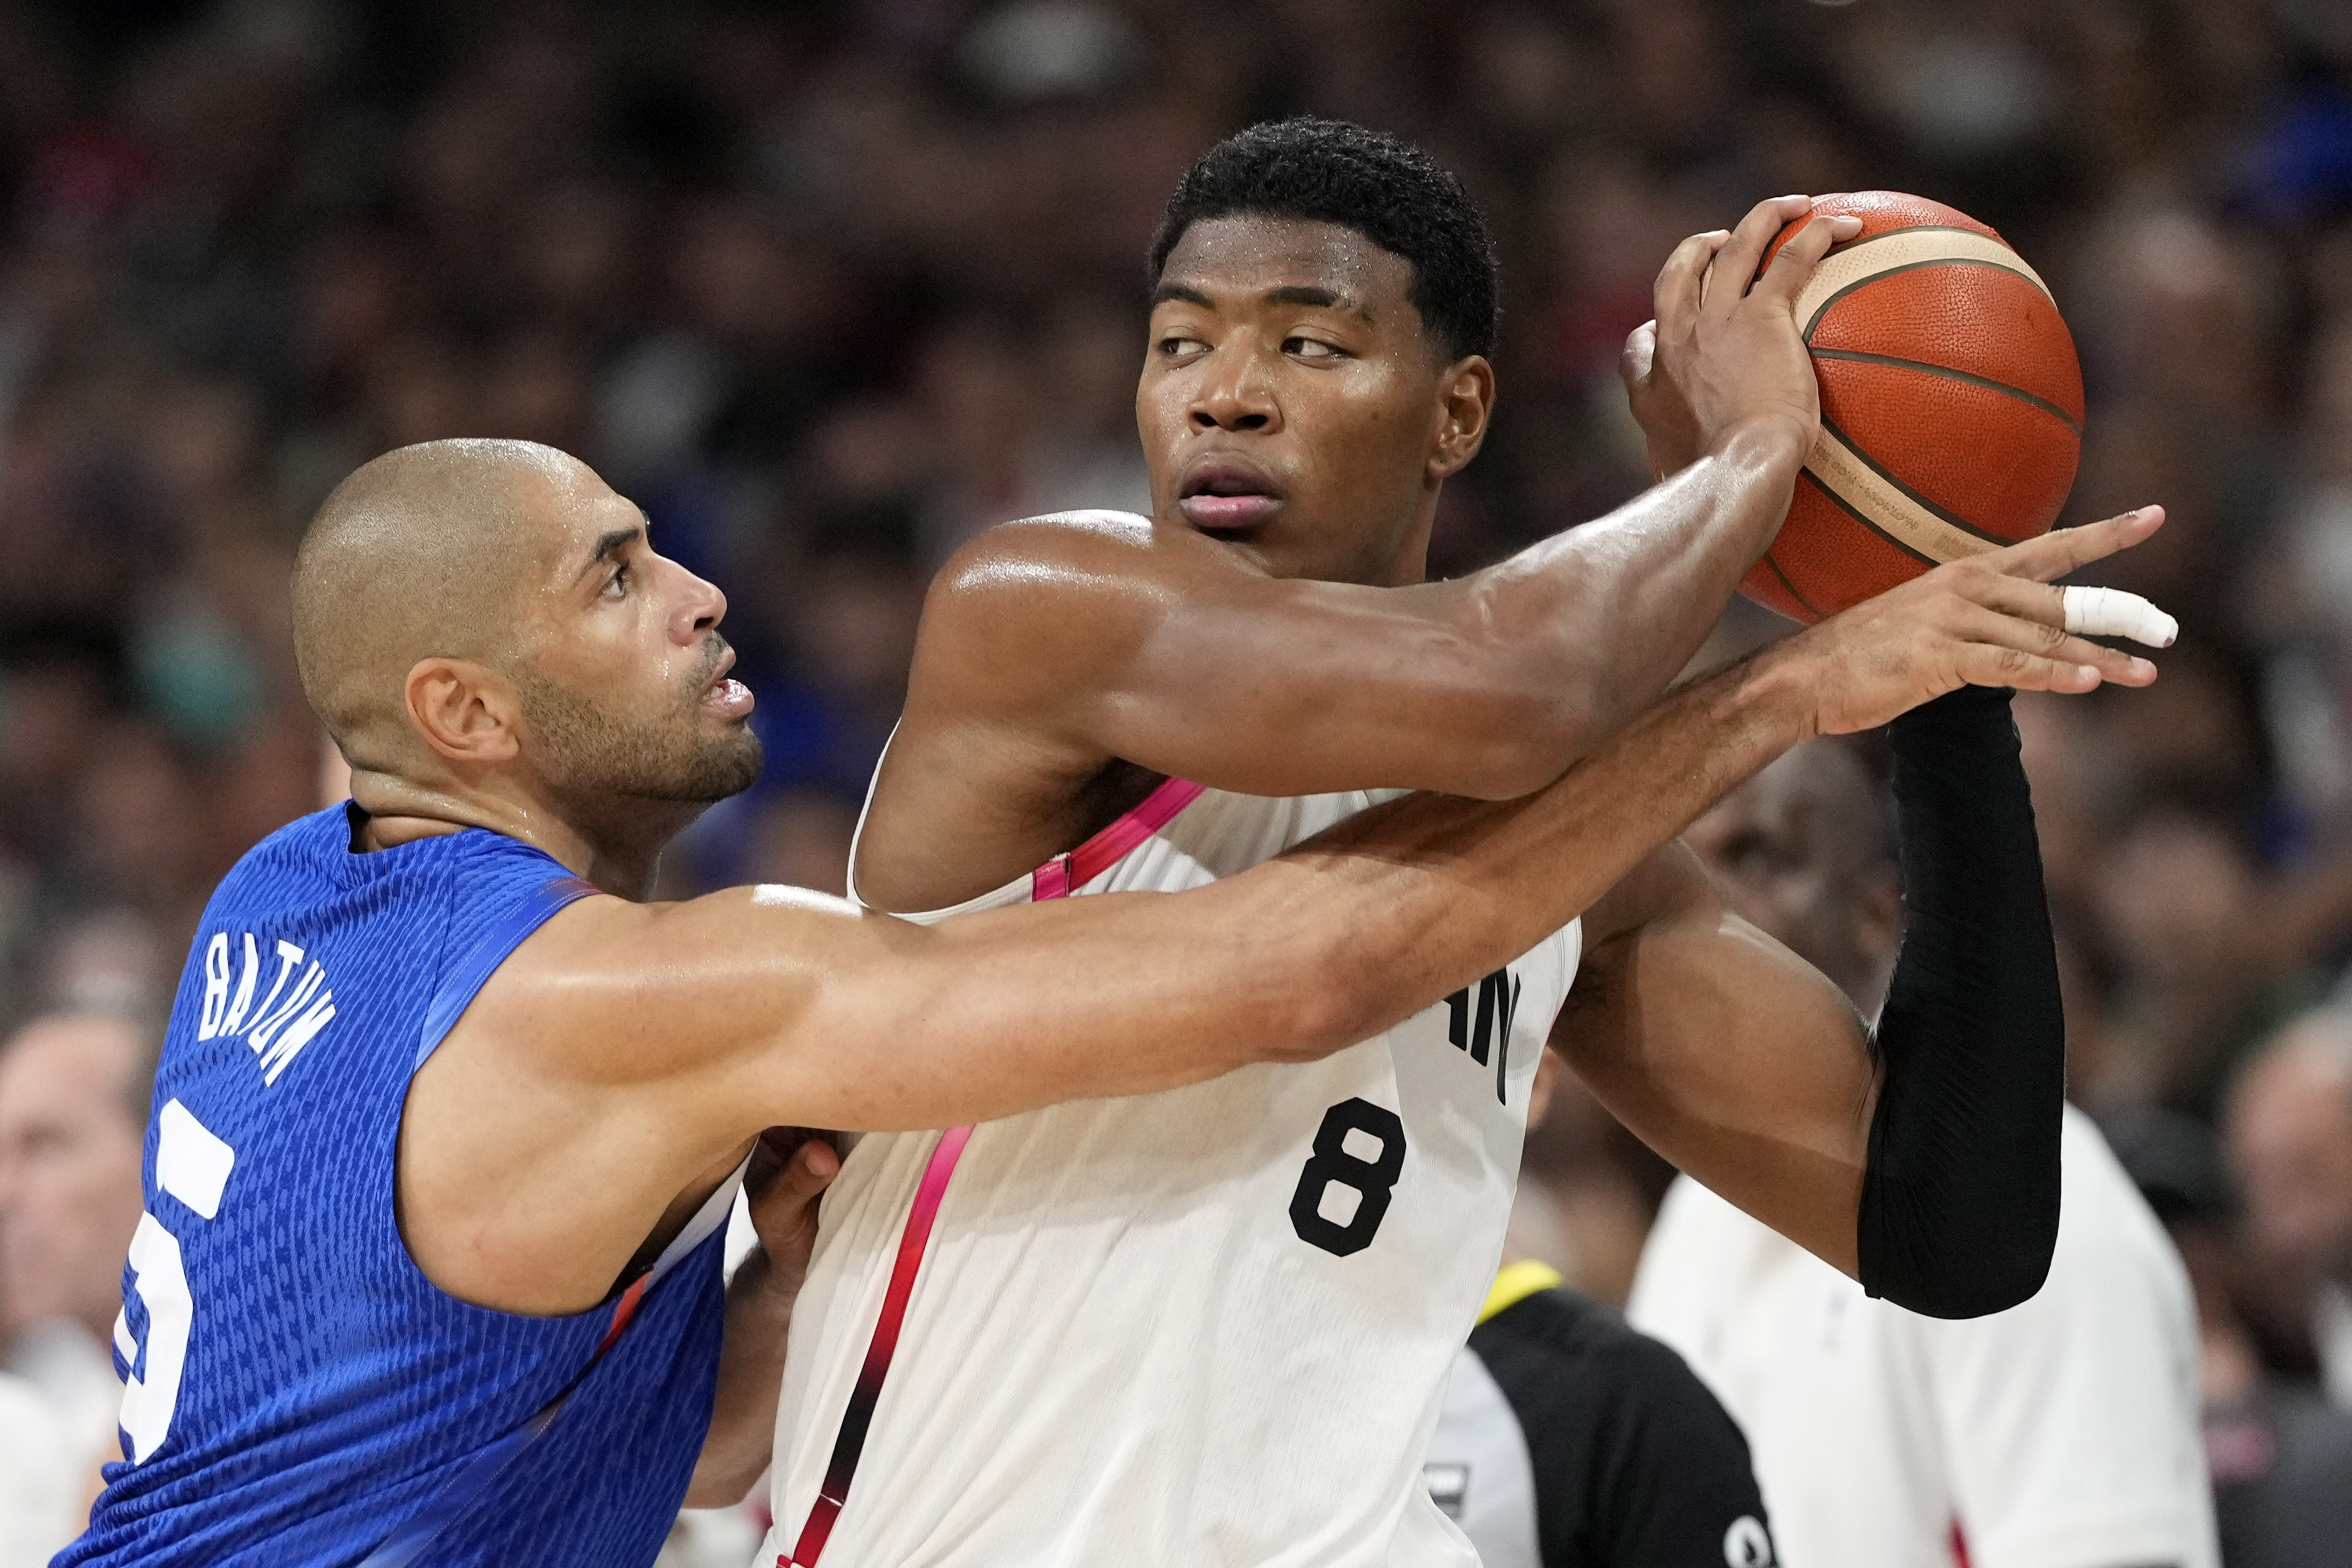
[194,930,338,1085]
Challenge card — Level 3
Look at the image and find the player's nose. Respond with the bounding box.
[1188,347,1281,435]
[668,561,727,642]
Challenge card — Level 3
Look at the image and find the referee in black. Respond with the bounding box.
[1424,1049,1779,1568]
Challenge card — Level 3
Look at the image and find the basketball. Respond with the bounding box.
[1739,191,2085,623]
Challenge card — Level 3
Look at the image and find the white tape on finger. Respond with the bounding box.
[2062,585,2178,648]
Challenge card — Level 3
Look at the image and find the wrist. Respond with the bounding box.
[1706,412,1813,474]
[1728,638,1826,747]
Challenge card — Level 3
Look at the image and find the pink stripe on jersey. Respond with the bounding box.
[781,777,1205,1565]
[784,1125,972,1566]
[1032,776,1205,899]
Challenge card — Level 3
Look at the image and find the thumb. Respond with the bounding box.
[774,1136,840,1204]
[747,1133,840,1237]
[1620,320,1658,392]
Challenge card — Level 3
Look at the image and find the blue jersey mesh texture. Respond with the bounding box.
[59,807,728,1568]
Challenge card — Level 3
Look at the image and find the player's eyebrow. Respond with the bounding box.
[1265,284,1373,322]
[577,522,644,582]
[1150,281,1215,309]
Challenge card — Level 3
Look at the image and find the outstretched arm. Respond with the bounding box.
[900,198,1853,806]
[415,511,2166,1314]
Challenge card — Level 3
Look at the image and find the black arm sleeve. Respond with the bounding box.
[1856,683,2064,1319]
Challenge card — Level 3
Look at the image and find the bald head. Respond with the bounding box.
[292,440,759,854]
[293,439,588,768]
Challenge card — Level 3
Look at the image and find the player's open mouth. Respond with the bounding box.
[1178,459,1283,530]
[700,648,755,720]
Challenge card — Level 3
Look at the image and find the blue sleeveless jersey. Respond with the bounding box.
[59,807,733,1568]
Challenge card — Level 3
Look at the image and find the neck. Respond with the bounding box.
[1363,486,1439,588]
[350,769,695,901]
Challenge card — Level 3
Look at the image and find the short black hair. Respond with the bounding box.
[1148,118,1500,363]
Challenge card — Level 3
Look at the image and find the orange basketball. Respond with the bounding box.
[1739,191,2084,623]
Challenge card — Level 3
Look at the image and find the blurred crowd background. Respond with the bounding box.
[1,0,2351,1561]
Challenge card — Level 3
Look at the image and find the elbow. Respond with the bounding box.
[1258,984,1375,1067]
[1885,1244,2055,1322]
[1448,684,1602,799]
[1252,935,1408,1066]
[1858,1165,2062,1320]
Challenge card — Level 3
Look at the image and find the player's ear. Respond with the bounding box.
[1428,354,1495,480]
[403,657,524,767]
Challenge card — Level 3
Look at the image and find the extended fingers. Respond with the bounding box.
[1988,506,2167,583]
[1951,641,2104,695]
[1702,195,1814,321]
[2062,585,2178,648]
[1654,231,1728,339]
[1943,597,2157,686]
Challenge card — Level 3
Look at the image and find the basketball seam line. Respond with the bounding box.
[1759,543,1825,619]
[1808,347,2084,436]
[1814,414,2021,550]
[1802,256,2051,343]
[1799,463,1940,568]
[1814,227,2049,292]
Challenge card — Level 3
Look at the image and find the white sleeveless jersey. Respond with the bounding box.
[760,775,1580,1568]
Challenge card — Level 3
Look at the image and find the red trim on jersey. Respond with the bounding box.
[595,1277,648,1356]
[1032,776,1205,898]
[783,1126,971,1566]
[781,779,1204,1566]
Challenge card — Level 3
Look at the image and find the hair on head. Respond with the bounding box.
[1148,117,1500,363]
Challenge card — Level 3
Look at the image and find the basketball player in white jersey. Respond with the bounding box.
[756,119,2174,1566]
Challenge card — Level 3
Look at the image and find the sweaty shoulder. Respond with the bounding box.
[912,509,1251,722]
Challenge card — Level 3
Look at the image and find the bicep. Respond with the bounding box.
[1553,843,1878,1274]
[1090,575,1560,797]
[914,520,1563,799]
[560,880,1339,1139]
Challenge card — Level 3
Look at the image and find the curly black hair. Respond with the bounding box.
[1147,118,1500,364]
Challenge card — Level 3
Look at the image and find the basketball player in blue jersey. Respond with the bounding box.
[771,119,2177,1566]
[58,399,2142,1568]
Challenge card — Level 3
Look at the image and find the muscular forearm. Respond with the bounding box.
[1269,645,1822,1048]
[1860,686,2064,1318]
[739,646,1825,1133]
[1441,417,1802,788]
[685,1247,796,1507]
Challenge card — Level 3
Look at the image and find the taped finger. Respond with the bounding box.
[2061,586,2178,648]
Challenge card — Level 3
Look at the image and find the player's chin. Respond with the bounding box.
[681,731,765,803]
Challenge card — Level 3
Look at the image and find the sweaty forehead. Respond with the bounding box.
[511,462,637,580]
[1158,216,1417,320]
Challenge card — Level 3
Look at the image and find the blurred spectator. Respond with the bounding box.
[1631,741,2219,1568]
[0,1011,153,1558]
[2108,1105,2352,1568]
[2223,1011,2352,1405]
[0,1,2348,1560]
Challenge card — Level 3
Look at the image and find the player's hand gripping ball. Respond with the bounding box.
[1742,192,2085,623]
